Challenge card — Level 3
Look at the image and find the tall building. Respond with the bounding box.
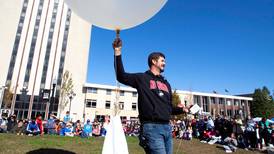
[0,0,91,120]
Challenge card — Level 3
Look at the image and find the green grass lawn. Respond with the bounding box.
[0,134,262,154]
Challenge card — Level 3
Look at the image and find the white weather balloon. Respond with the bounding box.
[65,0,168,30]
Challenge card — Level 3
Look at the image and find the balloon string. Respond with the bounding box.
[114,29,121,116]
[116,29,120,38]
[175,138,183,154]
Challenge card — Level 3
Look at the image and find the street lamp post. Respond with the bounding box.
[68,90,76,117]
[42,89,50,120]
[49,78,57,113]
[20,87,28,119]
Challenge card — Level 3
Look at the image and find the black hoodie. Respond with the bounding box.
[115,55,183,124]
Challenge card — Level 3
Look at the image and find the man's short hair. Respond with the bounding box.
[148,52,165,68]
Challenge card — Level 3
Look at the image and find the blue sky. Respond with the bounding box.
[87,0,274,95]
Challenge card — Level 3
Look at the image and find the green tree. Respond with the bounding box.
[58,70,74,117]
[2,84,13,109]
[172,90,186,120]
[251,86,274,118]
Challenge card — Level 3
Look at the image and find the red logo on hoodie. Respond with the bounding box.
[150,80,169,93]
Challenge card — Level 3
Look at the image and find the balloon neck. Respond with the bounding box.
[116,29,120,38]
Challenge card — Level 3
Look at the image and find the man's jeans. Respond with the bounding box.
[139,123,173,154]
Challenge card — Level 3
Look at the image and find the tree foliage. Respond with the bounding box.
[2,84,13,109]
[59,70,74,112]
[251,86,274,118]
[172,90,186,120]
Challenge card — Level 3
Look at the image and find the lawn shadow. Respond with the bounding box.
[26,148,76,154]
[215,145,225,152]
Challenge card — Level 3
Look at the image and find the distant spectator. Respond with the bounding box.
[58,122,67,136]
[63,111,71,124]
[26,118,40,136]
[0,116,8,133]
[83,119,92,137]
[222,118,233,140]
[92,118,100,137]
[223,133,238,152]
[15,120,25,135]
[255,123,261,149]
[258,117,271,147]
[74,123,84,137]
[244,116,256,148]
[183,126,192,140]
[207,116,214,130]
[73,120,81,133]
[100,125,107,137]
[46,114,56,135]
[232,116,243,138]
[36,114,44,135]
[64,122,74,137]
[270,123,274,146]
[55,120,61,135]
[7,114,17,133]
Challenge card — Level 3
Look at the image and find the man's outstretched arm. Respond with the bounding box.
[113,38,137,88]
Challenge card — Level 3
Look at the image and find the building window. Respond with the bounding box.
[91,100,97,108]
[219,98,224,104]
[202,96,208,112]
[86,100,91,108]
[194,95,200,105]
[241,101,245,106]
[87,88,97,94]
[86,99,97,108]
[132,102,137,111]
[234,101,239,106]
[235,110,239,115]
[211,97,215,104]
[227,110,232,117]
[227,100,231,106]
[132,92,137,97]
[120,91,124,96]
[105,101,111,109]
[119,102,124,110]
[106,89,111,95]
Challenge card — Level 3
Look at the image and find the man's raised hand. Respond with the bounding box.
[113,38,122,56]
[177,103,189,113]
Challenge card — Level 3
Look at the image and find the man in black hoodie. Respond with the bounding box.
[113,38,188,154]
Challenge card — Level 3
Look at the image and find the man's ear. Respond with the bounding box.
[152,59,157,65]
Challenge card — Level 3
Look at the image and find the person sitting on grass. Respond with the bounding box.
[92,118,101,137]
[55,120,63,135]
[26,118,40,136]
[100,125,107,137]
[83,119,92,137]
[7,114,17,133]
[74,123,83,137]
[0,115,8,133]
[46,113,56,135]
[36,114,44,135]
[223,133,238,153]
[15,120,25,135]
[63,111,71,124]
[183,126,193,140]
[64,122,74,137]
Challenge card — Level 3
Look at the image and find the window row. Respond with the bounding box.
[87,88,137,97]
[85,99,137,111]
